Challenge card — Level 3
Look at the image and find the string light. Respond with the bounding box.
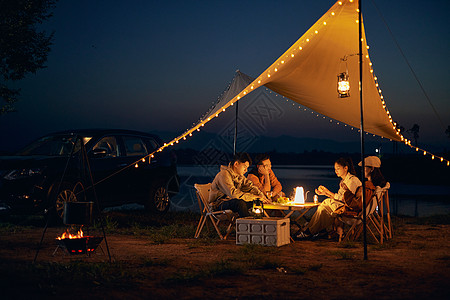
[132,0,448,170]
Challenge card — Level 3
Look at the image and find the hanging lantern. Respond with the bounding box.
[337,72,350,98]
[252,198,264,219]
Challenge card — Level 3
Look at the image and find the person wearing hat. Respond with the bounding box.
[359,156,387,188]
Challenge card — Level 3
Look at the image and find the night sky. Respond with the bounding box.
[1,0,449,153]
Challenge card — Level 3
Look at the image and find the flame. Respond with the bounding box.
[56,227,84,240]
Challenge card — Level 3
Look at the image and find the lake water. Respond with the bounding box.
[170,165,450,217]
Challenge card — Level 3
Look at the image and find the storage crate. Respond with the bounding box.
[236,217,290,247]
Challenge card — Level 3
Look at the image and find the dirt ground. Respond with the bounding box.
[0,217,449,300]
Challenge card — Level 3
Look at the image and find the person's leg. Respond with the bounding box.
[219,199,251,217]
[297,198,343,240]
[306,198,334,234]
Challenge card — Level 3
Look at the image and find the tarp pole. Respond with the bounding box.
[233,100,239,155]
[359,0,368,260]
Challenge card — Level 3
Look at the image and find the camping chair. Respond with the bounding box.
[371,182,392,242]
[194,183,237,240]
[336,189,381,243]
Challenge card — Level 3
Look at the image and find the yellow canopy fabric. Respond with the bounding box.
[162,0,402,150]
[261,0,401,141]
[146,0,449,167]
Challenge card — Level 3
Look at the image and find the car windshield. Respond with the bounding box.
[17,135,91,156]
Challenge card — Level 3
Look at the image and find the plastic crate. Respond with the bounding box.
[236,217,290,247]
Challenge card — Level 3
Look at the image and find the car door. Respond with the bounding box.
[118,135,150,200]
[88,135,130,207]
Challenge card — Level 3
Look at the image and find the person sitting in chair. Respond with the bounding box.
[296,157,362,240]
[247,153,284,201]
[209,153,269,217]
[359,156,387,188]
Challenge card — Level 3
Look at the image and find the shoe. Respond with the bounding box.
[295,231,312,240]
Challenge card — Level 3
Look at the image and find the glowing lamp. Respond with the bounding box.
[293,187,306,204]
[337,72,350,98]
[252,198,264,219]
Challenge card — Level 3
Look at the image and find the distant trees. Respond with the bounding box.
[407,124,420,146]
[0,0,57,115]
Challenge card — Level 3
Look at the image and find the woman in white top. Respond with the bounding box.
[296,157,362,240]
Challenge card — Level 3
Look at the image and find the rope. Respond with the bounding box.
[370,0,446,132]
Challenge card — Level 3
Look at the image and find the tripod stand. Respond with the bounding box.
[33,135,112,263]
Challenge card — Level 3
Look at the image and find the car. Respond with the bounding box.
[0,129,179,222]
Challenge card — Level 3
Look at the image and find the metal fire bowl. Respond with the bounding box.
[56,236,103,255]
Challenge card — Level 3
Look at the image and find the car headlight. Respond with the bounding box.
[4,168,43,180]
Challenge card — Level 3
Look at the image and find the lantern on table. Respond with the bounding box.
[252,198,264,219]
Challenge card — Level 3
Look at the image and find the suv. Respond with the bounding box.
[0,129,179,221]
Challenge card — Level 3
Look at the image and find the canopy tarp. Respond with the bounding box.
[159,0,402,151]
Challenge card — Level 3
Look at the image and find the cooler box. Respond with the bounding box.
[236,217,290,247]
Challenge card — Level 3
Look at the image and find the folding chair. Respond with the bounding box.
[371,182,392,242]
[194,183,237,240]
[337,190,381,243]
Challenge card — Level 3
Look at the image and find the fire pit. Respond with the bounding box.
[56,228,103,255]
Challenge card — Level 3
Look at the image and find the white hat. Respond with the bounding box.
[358,156,381,168]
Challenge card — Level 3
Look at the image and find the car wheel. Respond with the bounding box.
[53,181,87,223]
[146,181,171,214]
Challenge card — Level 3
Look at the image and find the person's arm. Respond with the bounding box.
[215,170,243,199]
[257,165,271,193]
[247,173,265,192]
[315,185,336,199]
[269,169,282,196]
[241,177,270,203]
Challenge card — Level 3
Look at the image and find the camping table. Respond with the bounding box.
[263,202,319,230]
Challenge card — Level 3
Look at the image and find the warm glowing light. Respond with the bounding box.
[337,72,350,98]
[315,30,318,34]
[423,151,426,155]
[323,21,327,25]
[57,228,84,240]
[331,12,335,16]
[338,1,342,5]
[299,46,302,50]
[281,60,285,64]
[293,187,305,204]
[291,53,294,57]
[142,158,145,162]
[135,163,138,168]
[306,38,310,42]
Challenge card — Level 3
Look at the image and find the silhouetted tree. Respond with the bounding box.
[0,0,57,115]
[408,124,420,146]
